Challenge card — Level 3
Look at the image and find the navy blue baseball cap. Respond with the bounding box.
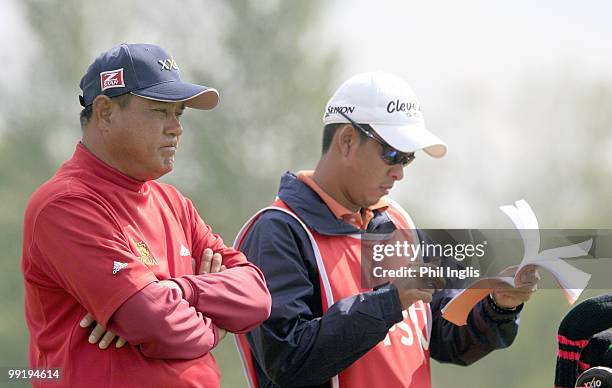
[79,43,219,110]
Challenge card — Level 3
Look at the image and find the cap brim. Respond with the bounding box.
[370,122,448,158]
[132,81,219,110]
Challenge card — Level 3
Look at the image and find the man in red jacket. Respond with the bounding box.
[22,43,271,387]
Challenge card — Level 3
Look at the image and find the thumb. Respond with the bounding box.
[80,313,95,328]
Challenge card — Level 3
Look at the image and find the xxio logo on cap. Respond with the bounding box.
[158,58,179,71]
[100,68,125,91]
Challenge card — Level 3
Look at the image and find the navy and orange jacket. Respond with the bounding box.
[240,172,522,388]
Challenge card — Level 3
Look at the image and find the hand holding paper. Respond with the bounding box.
[441,200,592,326]
[491,265,540,310]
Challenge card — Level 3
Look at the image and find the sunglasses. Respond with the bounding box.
[338,111,416,167]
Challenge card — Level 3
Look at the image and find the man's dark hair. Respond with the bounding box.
[80,93,133,129]
[321,122,370,154]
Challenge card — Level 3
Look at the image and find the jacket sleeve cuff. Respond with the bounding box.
[372,283,404,326]
[212,324,222,348]
[169,277,196,307]
[482,293,523,322]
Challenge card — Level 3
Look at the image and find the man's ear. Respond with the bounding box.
[91,95,114,132]
[335,124,360,158]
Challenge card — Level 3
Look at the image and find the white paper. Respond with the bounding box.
[442,200,592,325]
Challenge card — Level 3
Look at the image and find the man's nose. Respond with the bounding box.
[165,116,183,137]
[389,163,404,181]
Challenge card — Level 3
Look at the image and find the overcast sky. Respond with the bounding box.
[322,0,612,95]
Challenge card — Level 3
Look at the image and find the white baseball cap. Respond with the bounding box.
[322,71,447,158]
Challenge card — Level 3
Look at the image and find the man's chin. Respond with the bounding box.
[146,165,173,181]
[362,195,384,209]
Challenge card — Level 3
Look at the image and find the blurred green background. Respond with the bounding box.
[1,1,611,387]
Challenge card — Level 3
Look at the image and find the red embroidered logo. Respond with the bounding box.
[100,68,125,91]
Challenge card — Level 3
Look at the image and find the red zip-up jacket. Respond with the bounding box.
[22,143,271,387]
